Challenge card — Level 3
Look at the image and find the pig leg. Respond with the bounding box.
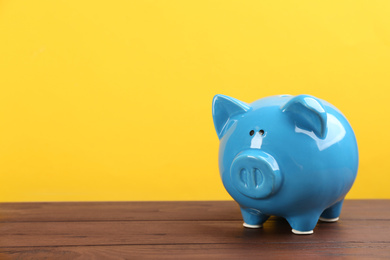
[286,212,321,235]
[240,207,269,228]
[319,199,344,222]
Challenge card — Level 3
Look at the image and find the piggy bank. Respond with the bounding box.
[212,94,358,234]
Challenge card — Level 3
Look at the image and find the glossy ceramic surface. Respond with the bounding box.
[212,94,358,234]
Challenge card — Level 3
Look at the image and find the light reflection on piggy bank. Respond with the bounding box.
[212,94,358,234]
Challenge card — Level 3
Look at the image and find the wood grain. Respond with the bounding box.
[1,219,390,247]
[1,200,389,223]
[0,200,389,259]
[0,201,240,222]
[1,243,390,260]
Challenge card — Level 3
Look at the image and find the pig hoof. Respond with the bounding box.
[319,217,339,222]
[292,229,313,235]
[243,223,262,229]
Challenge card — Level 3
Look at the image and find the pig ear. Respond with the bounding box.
[212,94,251,139]
[281,95,327,139]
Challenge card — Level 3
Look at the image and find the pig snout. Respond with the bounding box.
[230,150,282,199]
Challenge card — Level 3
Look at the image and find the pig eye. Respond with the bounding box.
[249,130,255,136]
[259,130,265,135]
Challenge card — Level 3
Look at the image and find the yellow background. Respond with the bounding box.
[0,1,389,202]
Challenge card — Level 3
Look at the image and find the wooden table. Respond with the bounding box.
[0,200,389,259]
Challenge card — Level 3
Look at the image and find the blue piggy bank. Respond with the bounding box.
[212,94,358,234]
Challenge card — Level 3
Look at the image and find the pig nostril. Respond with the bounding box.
[249,130,255,136]
[253,168,263,187]
[259,130,265,135]
[240,168,248,186]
